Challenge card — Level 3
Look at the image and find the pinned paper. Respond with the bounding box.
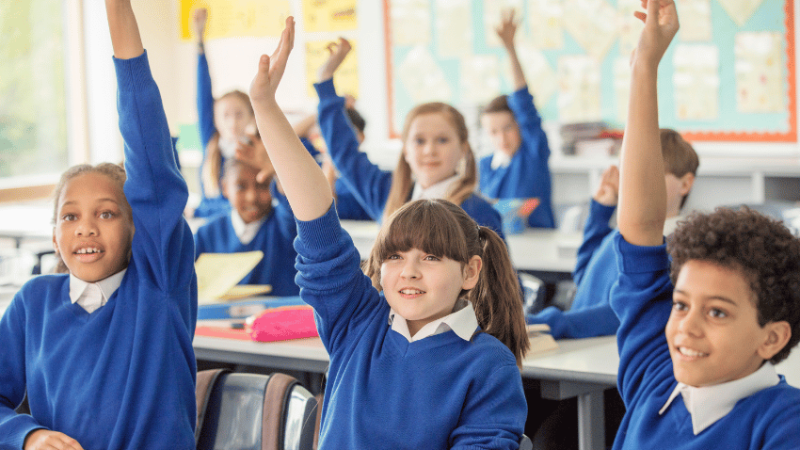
[613,57,632,124]
[435,0,473,58]
[563,0,617,61]
[735,32,784,113]
[673,44,720,120]
[302,0,357,32]
[398,46,452,104]
[390,0,431,46]
[460,55,501,104]
[617,0,644,56]
[528,0,564,49]
[179,0,290,40]
[196,251,271,303]
[717,0,764,27]
[679,0,712,42]
[557,55,602,123]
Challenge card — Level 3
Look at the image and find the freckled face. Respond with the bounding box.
[52,173,134,282]
[403,113,466,189]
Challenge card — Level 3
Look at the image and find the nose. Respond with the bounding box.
[243,186,256,203]
[400,259,420,279]
[421,140,435,156]
[75,217,98,237]
[677,308,703,337]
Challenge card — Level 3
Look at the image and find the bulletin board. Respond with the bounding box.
[384,0,796,142]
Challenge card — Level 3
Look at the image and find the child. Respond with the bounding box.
[193,143,300,296]
[192,7,255,218]
[248,18,529,449]
[528,129,698,339]
[315,38,504,236]
[0,1,197,448]
[479,10,554,229]
[612,1,800,448]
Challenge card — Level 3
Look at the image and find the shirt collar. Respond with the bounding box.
[490,152,513,170]
[230,211,267,245]
[411,174,462,201]
[69,268,127,305]
[658,362,780,435]
[388,298,479,343]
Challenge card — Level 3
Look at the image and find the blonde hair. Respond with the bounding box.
[365,199,530,366]
[382,103,478,223]
[201,90,254,198]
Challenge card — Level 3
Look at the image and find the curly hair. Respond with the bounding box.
[667,207,800,363]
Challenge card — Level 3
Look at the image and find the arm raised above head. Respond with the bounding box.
[249,17,333,221]
[617,0,678,246]
[496,8,526,91]
[105,0,144,60]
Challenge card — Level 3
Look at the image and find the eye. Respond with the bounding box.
[236,183,247,191]
[671,300,688,312]
[436,137,449,144]
[708,308,728,319]
[99,211,116,219]
[414,137,425,146]
[386,254,401,260]
[423,255,441,261]
[62,213,77,222]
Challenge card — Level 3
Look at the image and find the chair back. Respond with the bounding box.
[519,272,546,315]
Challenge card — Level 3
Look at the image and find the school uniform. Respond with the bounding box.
[294,204,526,449]
[315,79,504,237]
[194,186,300,296]
[479,86,555,229]
[0,52,197,450]
[610,232,800,449]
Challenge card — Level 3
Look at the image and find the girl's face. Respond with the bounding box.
[222,163,273,224]
[214,96,253,141]
[403,113,467,189]
[52,173,134,282]
[380,248,480,337]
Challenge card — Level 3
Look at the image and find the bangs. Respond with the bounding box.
[375,200,469,264]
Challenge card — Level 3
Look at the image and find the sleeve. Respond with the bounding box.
[0,294,45,448]
[115,52,196,295]
[293,203,384,355]
[197,52,216,149]
[572,200,616,285]
[609,232,674,406]
[450,363,527,450]
[761,402,800,449]
[315,79,392,221]
[526,304,619,339]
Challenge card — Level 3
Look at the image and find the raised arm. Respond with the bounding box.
[194,8,216,148]
[497,9,526,91]
[617,0,678,247]
[105,0,143,59]
[250,18,332,221]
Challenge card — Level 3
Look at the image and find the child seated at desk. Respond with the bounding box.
[612,1,800,448]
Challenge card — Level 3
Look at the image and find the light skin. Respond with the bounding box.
[403,112,467,189]
[594,164,694,218]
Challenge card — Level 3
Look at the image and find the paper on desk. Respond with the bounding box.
[196,251,267,303]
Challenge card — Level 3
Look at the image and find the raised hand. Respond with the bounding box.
[105,0,144,59]
[317,38,352,82]
[495,8,518,50]
[25,429,85,450]
[594,165,620,206]
[631,0,679,70]
[234,134,275,184]
[192,8,208,43]
[249,16,295,106]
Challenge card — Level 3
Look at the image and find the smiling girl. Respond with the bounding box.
[248,18,529,449]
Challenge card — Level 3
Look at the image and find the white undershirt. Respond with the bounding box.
[658,362,780,435]
[490,152,513,170]
[230,211,267,245]
[69,269,127,314]
[388,298,478,343]
[411,174,462,202]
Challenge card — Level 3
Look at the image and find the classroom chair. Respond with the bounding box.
[520,272,546,315]
[196,369,320,450]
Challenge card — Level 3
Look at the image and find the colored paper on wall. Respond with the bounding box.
[302,0,357,32]
[617,0,644,56]
[735,32,784,113]
[563,0,617,61]
[435,0,472,58]
[460,54,501,104]
[390,0,431,46]
[557,55,602,123]
[528,0,564,50]
[398,45,452,104]
[179,0,291,41]
[673,44,720,120]
[306,40,359,99]
[613,57,632,124]
[717,0,764,27]
[679,0,712,42]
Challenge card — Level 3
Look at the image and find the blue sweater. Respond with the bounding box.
[610,233,800,449]
[294,205,526,449]
[0,53,197,450]
[526,200,620,338]
[194,52,231,219]
[478,87,554,229]
[315,79,504,237]
[194,190,300,296]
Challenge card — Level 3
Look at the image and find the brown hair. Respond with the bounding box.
[660,129,699,209]
[668,207,800,364]
[383,103,478,223]
[51,163,131,273]
[483,94,512,115]
[365,199,530,366]
[201,90,254,198]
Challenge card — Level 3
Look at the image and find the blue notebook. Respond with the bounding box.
[198,296,307,320]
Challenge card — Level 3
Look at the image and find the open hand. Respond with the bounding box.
[594,165,620,206]
[317,38,352,82]
[631,0,679,70]
[24,430,85,450]
[495,9,518,50]
[235,134,275,184]
[192,8,207,41]
[249,16,295,106]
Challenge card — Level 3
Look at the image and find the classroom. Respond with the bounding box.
[2,1,800,449]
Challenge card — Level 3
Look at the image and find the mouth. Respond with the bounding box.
[72,246,105,263]
[398,288,426,299]
[674,346,709,359]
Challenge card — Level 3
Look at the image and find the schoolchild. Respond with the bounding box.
[314,38,504,236]
[248,18,529,449]
[479,9,554,229]
[0,1,197,448]
[612,1,800,448]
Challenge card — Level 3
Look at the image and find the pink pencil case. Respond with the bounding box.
[245,306,319,342]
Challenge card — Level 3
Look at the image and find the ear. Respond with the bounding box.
[757,320,791,361]
[461,255,482,290]
[679,173,695,196]
[220,176,230,199]
[52,230,59,255]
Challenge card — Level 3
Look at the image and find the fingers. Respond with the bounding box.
[268,16,295,87]
[24,430,85,450]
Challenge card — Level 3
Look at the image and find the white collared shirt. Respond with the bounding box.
[69,269,127,314]
[411,174,462,202]
[490,152,513,170]
[658,362,780,435]
[230,211,267,245]
[388,298,479,343]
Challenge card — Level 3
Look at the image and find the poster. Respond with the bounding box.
[673,44,720,120]
[557,55,602,123]
[305,40,359,99]
[179,0,291,40]
[735,32,784,113]
[302,0,357,32]
[435,0,472,58]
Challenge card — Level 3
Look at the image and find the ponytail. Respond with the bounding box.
[470,226,530,367]
[201,133,222,198]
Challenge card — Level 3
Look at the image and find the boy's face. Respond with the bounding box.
[222,163,273,224]
[481,111,521,158]
[666,260,779,387]
[53,173,134,282]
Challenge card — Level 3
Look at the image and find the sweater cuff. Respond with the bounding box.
[113,50,152,93]
[613,232,669,274]
[296,201,343,253]
[589,199,616,222]
[314,78,339,100]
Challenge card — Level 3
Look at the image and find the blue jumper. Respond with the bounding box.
[0,52,197,450]
[479,86,554,229]
[315,79,504,237]
[526,200,620,338]
[194,52,231,219]
[294,204,526,449]
[610,233,800,449]
[194,188,300,296]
